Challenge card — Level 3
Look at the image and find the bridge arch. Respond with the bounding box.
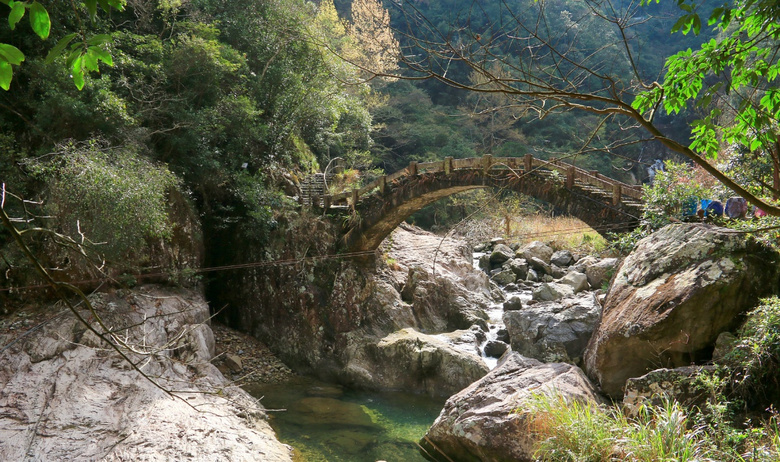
[302,155,644,252]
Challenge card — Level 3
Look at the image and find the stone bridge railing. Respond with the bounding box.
[302,154,643,210]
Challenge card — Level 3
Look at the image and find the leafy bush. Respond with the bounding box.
[722,296,780,406]
[28,140,180,264]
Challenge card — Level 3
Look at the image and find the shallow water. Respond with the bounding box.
[245,376,445,462]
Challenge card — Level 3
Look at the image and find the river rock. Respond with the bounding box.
[505,258,529,280]
[496,328,510,343]
[483,340,508,358]
[584,224,780,398]
[585,257,619,290]
[526,268,539,282]
[519,241,554,263]
[0,285,292,461]
[489,244,515,265]
[343,328,489,398]
[503,296,524,311]
[491,268,517,286]
[528,257,552,276]
[532,282,574,302]
[478,254,491,271]
[505,292,601,364]
[551,250,574,267]
[438,326,487,354]
[559,271,590,293]
[570,255,599,274]
[419,352,602,462]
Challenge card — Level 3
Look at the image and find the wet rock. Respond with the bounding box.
[503,296,524,311]
[419,352,602,462]
[531,282,574,302]
[489,244,515,265]
[519,241,554,264]
[551,250,574,267]
[585,224,780,398]
[492,268,517,286]
[495,329,510,344]
[478,254,491,271]
[483,340,508,358]
[439,327,487,354]
[506,292,601,364]
[558,271,590,293]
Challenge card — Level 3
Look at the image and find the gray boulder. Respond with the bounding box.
[419,353,602,462]
[492,268,516,286]
[532,282,574,302]
[503,296,524,311]
[505,258,529,280]
[505,292,601,364]
[526,268,539,282]
[551,250,574,267]
[550,264,566,279]
[528,257,552,276]
[483,340,508,358]
[585,257,619,290]
[478,254,491,272]
[519,241,554,263]
[489,244,515,265]
[558,271,590,293]
[344,328,489,398]
[585,224,780,398]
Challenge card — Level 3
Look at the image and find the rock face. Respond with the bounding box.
[210,219,496,396]
[505,292,602,364]
[0,285,291,461]
[585,224,780,397]
[419,352,602,462]
[342,328,489,398]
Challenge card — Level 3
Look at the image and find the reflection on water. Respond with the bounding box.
[245,377,445,462]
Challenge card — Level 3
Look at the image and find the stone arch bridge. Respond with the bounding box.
[301,155,644,252]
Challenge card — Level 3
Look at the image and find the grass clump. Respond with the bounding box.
[527,394,708,461]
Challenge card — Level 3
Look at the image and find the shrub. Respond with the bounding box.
[29,140,180,265]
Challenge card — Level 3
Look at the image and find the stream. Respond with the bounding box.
[245,250,532,461]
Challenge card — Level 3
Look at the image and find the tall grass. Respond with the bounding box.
[525,392,780,461]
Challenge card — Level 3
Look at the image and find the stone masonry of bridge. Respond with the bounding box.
[301,155,644,252]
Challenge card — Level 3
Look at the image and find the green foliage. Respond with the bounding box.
[527,391,780,461]
[1,0,123,90]
[722,296,780,405]
[26,140,179,263]
[634,0,780,163]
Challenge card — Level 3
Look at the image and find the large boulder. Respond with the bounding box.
[419,353,602,462]
[342,328,489,398]
[622,366,715,417]
[0,286,292,461]
[585,224,780,398]
[505,292,602,364]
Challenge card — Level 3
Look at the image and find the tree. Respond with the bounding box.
[373,0,780,215]
[0,0,124,90]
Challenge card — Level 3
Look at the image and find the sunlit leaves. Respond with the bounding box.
[8,1,23,29]
[1,0,123,90]
[0,43,24,90]
[0,60,11,90]
[28,1,49,39]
